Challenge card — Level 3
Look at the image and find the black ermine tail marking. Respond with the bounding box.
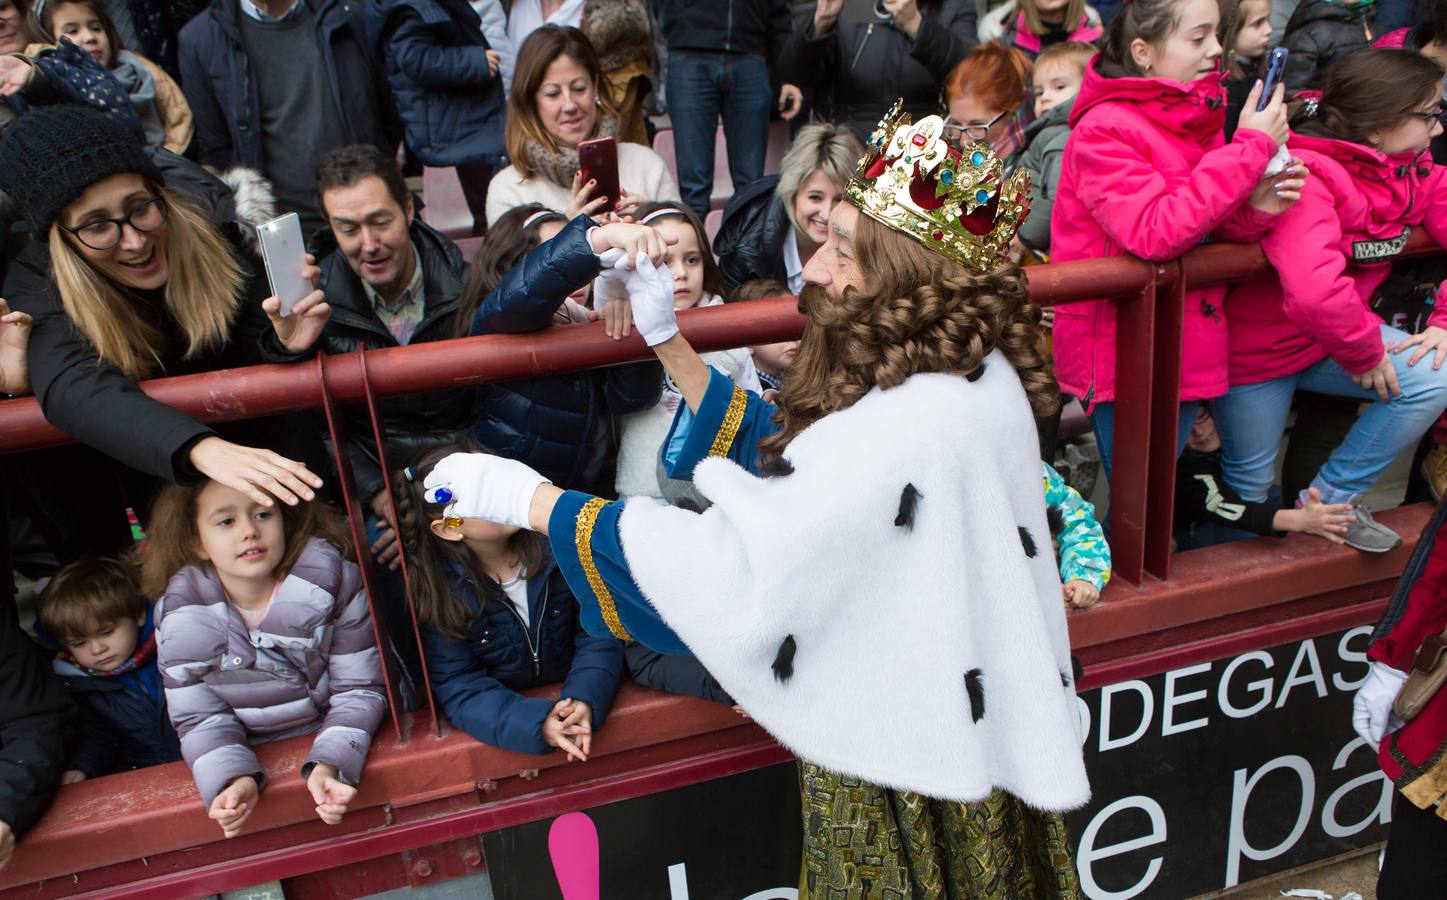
[772,635,797,683]
[964,668,985,722]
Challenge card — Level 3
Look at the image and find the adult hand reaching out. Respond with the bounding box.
[261,255,330,354]
[627,252,680,347]
[566,170,610,220]
[0,298,32,395]
[188,436,324,507]
[0,56,29,97]
[422,452,550,529]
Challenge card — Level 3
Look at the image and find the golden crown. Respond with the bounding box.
[845,100,1031,272]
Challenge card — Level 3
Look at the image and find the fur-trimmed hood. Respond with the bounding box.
[615,353,1091,810]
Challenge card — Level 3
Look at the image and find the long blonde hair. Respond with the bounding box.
[49,184,244,380]
[758,215,1058,469]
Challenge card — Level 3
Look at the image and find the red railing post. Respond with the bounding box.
[1144,262,1186,581]
[1108,268,1157,586]
[317,353,408,743]
[356,352,443,739]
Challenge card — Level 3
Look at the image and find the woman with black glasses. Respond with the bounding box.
[0,106,326,558]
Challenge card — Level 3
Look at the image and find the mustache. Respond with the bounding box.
[798,282,831,317]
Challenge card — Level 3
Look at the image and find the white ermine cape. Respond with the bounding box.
[617,353,1091,810]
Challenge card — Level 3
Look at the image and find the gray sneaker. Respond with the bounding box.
[1342,504,1403,554]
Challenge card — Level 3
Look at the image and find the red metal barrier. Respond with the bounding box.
[2,234,1441,898]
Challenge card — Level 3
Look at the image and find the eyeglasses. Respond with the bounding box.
[1407,102,1447,125]
[943,110,1008,142]
[61,196,167,251]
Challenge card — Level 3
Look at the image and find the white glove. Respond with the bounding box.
[422,453,550,531]
[1352,660,1410,747]
[591,247,629,309]
[627,251,679,347]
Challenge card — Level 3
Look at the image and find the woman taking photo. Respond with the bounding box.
[485,25,677,225]
[0,106,326,555]
[713,121,863,293]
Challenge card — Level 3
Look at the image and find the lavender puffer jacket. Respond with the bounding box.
[157,538,387,806]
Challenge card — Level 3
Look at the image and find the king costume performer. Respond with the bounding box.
[424,101,1091,898]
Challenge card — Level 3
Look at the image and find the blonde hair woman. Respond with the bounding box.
[714,121,863,293]
[0,106,330,528]
[484,25,678,226]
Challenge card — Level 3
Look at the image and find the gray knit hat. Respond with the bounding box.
[0,105,161,235]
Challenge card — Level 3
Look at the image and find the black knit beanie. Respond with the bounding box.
[0,105,161,236]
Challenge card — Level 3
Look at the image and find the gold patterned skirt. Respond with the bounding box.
[800,762,1081,899]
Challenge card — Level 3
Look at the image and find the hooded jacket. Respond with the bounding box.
[1050,59,1278,407]
[1226,134,1447,384]
[39,605,182,778]
[261,218,478,503]
[778,0,977,141]
[420,544,624,756]
[157,537,387,806]
[1281,0,1376,91]
[368,0,506,168]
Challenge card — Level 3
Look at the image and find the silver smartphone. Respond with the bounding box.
[256,213,310,316]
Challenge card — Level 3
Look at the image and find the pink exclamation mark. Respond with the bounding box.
[548,811,600,900]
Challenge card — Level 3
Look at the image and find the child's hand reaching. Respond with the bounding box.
[209,775,259,838]
[1274,487,1354,543]
[1063,580,1101,610]
[306,763,358,825]
[542,697,591,762]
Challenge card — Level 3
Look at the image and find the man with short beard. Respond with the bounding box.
[420,102,1089,895]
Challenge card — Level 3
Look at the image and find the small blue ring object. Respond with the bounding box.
[427,487,453,505]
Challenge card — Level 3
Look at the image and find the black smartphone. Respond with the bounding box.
[1257,47,1289,111]
[578,136,620,213]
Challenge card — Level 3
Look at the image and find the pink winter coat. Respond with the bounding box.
[1051,58,1278,407]
[1226,135,1447,385]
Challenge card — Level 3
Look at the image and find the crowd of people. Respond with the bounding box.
[0,0,1444,892]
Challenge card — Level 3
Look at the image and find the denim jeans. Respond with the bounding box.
[666,50,772,219]
[1213,324,1447,504]
[1090,400,1201,479]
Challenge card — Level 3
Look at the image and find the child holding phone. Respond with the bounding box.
[1214,49,1447,553]
[1218,0,1275,138]
[1051,0,1302,479]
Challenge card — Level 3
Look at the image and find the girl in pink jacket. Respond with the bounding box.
[1214,48,1447,554]
[1050,0,1298,476]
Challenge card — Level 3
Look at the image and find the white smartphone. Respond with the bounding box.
[256,213,311,316]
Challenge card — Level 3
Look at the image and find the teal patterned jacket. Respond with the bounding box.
[1042,462,1111,591]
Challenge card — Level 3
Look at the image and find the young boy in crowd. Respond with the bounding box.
[729,278,799,399]
[35,556,179,782]
[1013,41,1095,256]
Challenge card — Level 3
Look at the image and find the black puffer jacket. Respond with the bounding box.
[1281,0,1375,90]
[0,607,76,839]
[779,0,977,141]
[262,218,476,502]
[713,173,791,289]
[468,216,662,496]
[652,0,792,58]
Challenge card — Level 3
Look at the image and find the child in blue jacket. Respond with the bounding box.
[400,444,625,759]
[35,556,180,781]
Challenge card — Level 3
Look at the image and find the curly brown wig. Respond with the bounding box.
[758,214,1058,467]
